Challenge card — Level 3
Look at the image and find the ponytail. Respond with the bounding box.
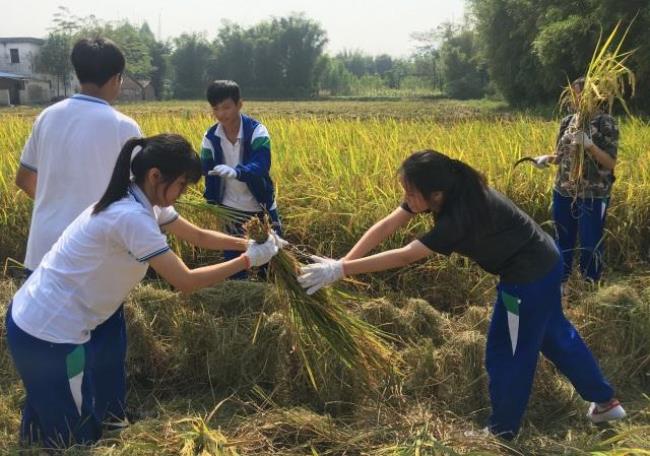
[399,150,491,235]
[93,137,146,214]
[93,134,200,215]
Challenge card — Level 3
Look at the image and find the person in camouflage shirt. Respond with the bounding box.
[534,77,619,283]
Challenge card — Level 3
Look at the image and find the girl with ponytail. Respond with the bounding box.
[6,133,281,449]
[298,149,624,439]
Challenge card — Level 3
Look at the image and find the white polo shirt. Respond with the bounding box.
[20,94,142,270]
[200,117,270,212]
[11,184,178,345]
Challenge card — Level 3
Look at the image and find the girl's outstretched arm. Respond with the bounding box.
[164,216,248,251]
[344,206,414,260]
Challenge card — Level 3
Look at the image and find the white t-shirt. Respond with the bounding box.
[201,117,270,212]
[20,94,142,270]
[11,184,178,344]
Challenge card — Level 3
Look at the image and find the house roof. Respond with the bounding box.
[0,37,45,45]
[0,71,28,80]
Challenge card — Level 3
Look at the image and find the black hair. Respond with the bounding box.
[206,80,241,106]
[572,76,586,91]
[93,134,202,214]
[71,37,125,87]
[399,150,491,233]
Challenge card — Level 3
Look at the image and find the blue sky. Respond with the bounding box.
[2,0,466,56]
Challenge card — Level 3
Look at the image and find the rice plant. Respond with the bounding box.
[244,216,398,390]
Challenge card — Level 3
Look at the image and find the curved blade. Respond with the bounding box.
[513,156,537,168]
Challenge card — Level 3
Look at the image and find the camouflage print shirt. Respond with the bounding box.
[554,112,619,199]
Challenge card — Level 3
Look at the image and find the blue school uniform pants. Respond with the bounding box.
[22,269,127,422]
[5,303,127,448]
[552,191,609,282]
[486,259,614,439]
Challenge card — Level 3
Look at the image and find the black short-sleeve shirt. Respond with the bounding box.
[402,188,559,283]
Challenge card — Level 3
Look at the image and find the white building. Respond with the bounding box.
[0,37,57,105]
[0,36,155,106]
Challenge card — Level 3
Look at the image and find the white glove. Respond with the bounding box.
[244,236,278,267]
[533,155,553,169]
[208,164,238,179]
[297,255,345,295]
[571,131,594,149]
[271,232,289,249]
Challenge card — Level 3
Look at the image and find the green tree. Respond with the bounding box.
[319,56,354,95]
[470,0,649,110]
[35,32,73,97]
[171,33,215,99]
[140,22,170,99]
[437,23,487,99]
[212,14,327,98]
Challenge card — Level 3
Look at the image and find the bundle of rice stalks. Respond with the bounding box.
[241,407,356,453]
[456,305,490,333]
[433,330,488,415]
[557,20,636,191]
[124,282,293,395]
[178,417,239,456]
[400,298,448,346]
[401,329,488,416]
[359,298,403,336]
[245,216,398,390]
[581,284,650,386]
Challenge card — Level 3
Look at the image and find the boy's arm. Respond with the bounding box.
[200,137,219,202]
[234,124,271,181]
[16,166,37,199]
[16,117,41,199]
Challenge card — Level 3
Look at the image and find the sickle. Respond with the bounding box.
[513,156,537,168]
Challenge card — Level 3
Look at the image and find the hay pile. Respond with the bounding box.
[0,277,649,454]
[125,281,293,396]
[358,297,449,345]
[580,284,650,386]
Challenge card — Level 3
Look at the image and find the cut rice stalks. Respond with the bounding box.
[245,215,399,390]
[558,19,636,194]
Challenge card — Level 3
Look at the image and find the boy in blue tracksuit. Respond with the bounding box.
[200,80,280,278]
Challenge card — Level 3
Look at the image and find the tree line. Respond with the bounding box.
[37,3,649,111]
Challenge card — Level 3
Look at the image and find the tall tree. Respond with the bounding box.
[437,23,487,99]
[35,32,74,97]
[470,0,649,110]
[140,22,170,99]
[212,14,327,98]
[171,33,215,99]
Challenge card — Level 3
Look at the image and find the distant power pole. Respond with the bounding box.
[158,11,162,41]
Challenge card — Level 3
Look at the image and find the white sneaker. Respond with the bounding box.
[587,399,626,424]
[463,426,490,438]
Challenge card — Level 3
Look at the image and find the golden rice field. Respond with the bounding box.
[0,100,649,455]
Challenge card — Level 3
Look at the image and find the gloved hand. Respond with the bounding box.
[298,255,345,295]
[208,164,238,178]
[244,236,279,267]
[571,131,594,149]
[532,155,553,169]
[271,232,289,249]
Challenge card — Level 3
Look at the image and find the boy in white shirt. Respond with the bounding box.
[14,37,141,428]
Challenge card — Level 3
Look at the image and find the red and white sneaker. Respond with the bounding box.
[587,399,626,424]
